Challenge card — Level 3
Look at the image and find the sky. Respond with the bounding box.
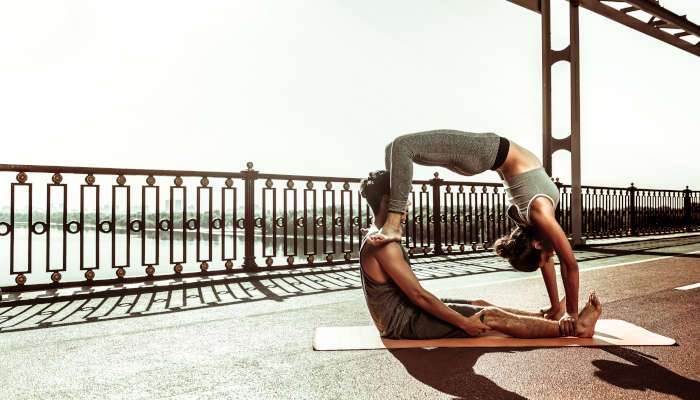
[1,0,698,190]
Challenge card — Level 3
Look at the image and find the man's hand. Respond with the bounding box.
[558,313,577,337]
[461,312,491,336]
[366,228,402,246]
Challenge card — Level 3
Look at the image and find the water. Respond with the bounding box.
[0,226,362,287]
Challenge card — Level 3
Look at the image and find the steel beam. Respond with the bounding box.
[541,0,584,246]
[579,0,700,57]
[623,0,700,36]
[506,0,542,13]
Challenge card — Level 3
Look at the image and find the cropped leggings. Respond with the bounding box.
[384,130,509,213]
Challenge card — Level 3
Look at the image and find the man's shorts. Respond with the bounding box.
[397,298,484,340]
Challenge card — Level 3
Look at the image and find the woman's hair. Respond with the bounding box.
[493,226,541,272]
[360,170,390,215]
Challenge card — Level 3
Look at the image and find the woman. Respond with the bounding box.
[367,129,580,330]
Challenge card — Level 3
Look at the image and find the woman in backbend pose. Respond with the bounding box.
[366,130,581,328]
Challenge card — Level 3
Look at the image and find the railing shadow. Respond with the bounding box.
[574,236,700,263]
[2,235,699,333]
[0,254,512,333]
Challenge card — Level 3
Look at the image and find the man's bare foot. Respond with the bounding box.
[367,226,403,246]
[575,292,603,338]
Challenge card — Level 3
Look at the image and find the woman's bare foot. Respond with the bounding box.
[575,292,603,338]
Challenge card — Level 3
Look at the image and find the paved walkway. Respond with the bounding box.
[1,236,699,399]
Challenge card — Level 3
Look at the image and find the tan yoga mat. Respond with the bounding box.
[313,319,676,350]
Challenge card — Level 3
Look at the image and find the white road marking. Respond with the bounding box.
[441,250,700,291]
[675,282,700,291]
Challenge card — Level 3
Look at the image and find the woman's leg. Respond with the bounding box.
[374,131,503,245]
[384,136,418,214]
[372,138,418,243]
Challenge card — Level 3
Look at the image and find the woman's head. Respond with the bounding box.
[493,226,553,272]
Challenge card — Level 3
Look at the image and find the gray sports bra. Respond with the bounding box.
[502,167,560,226]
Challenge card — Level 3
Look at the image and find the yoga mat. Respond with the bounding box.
[312,319,676,351]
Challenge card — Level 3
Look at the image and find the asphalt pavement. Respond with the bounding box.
[1,235,699,399]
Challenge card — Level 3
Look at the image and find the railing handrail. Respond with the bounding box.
[2,164,694,194]
[0,164,245,179]
[257,173,363,183]
[559,183,695,193]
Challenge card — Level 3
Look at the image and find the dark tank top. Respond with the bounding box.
[359,226,420,338]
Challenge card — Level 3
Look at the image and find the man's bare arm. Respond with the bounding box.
[370,242,490,335]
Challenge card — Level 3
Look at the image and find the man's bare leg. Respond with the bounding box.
[477,292,602,338]
[467,298,565,319]
[479,307,561,338]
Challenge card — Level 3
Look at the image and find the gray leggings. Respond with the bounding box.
[397,298,483,340]
[384,130,506,213]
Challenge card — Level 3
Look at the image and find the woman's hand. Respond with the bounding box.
[540,304,561,320]
[461,312,492,336]
[540,296,566,320]
[558,312,577,337]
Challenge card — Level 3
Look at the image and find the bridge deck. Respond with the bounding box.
[1,235,699,399]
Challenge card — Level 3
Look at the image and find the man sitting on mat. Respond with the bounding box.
[359,170,602,340]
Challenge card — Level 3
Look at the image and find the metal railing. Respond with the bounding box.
[0,163,698,292]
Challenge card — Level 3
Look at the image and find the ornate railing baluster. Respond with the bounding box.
[423,183,431,253]
[170,177,186,274]
[11,172,31,286]
[322,182,333,261]
[261,178,275,267]
[454,186,462,248]
[142,176,159,277]
[112,175,129,278]
[46,173,67,283]
[196,177,212,272]
[408,190,417,254]
[340,181,352,261]
[221,177,236,270]
[355,190,362,254]
[1,164,697,291]
[303,181,317,264]
[80,174,99,281]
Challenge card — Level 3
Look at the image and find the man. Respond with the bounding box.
[359,170,602,340]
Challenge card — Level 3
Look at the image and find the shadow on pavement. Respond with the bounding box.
[1,235,699,333]
[574,236,700,263]
[582,247,700,259]
[0,258,510,333]
[593,347,700,400]
[389,347,530,400]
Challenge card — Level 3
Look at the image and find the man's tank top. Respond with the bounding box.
[358,227,419,338]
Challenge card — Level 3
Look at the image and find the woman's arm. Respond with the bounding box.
[370,242,490,336]
[529,197,580,317]
[540,256,560,313]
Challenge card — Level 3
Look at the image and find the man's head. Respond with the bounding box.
[360,170,391,217]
